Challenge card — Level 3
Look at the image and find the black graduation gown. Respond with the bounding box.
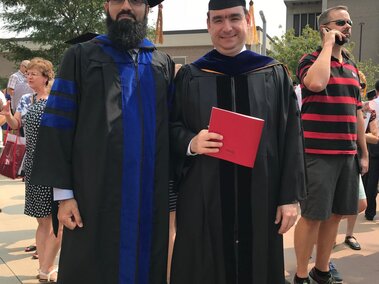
[31,35,174,284]
[170,62,306,284]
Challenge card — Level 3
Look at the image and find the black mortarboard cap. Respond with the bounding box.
[148,0,164,7]
[209,0,246,10]
[366,89,377,100]
[65,32,98,45]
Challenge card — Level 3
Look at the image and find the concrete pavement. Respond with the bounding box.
[1,174,379,283]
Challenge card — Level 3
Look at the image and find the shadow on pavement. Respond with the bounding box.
[1,204,25,215]
[0,229,36,262]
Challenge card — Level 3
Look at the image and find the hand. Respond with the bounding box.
[57,198,83,230]
[190,129,223,154]
[360,155,369,175]
[322,28,346,46]
[0,101,11,116]
[275,203,298,234]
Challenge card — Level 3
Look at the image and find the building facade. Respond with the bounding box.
[0,26,272,82]
[156,27,273,65]
[284,0,379,64]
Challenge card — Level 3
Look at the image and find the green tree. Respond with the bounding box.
[357,59,379,91]
[268,26,321,81]
[0,0,106,66]
[0,0,157,67]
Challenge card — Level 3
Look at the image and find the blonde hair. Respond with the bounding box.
[27,57,55,86]
[358,70,367,99]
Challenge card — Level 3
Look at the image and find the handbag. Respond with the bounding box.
[0,133,26,179]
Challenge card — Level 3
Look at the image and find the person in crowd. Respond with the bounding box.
[362,80,379,221]
[340,72,370,251]
[30,0,174,283]
[328,72,371,282]
[293,6,368,284]
[0,89,4,214]
[0,90,6,126]
[166,63,182,284]
[169,1,306,283]
[6,60,30,102]
[9,62,36,252]
[0,57,61,282]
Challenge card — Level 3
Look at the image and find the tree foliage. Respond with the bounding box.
[0,0,156,68]
[268,26,321,81]
[0,0,106,66]
[357,59,379,91]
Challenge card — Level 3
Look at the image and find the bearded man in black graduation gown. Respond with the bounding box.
[169,0,307,283]
[30,0,174,283]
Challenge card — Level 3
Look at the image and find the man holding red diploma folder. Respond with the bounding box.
[169,0,307,283]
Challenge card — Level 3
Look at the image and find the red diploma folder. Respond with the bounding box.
[206,107,264,168]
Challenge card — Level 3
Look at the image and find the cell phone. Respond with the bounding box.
[324,28,347,46]
[335,36,348,46]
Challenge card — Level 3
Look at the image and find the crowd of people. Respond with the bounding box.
[0,0,378,284]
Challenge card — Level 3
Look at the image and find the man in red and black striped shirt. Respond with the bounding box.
[293,6,369,284]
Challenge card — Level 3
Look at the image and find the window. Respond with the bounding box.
[293,13,320,36]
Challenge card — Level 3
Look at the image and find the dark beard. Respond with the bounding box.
[106,12,147,51]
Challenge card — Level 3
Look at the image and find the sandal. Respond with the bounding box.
[39,267,58,283]
[32,251,39,259]
[25,245,37,252]
[344,235,361,250]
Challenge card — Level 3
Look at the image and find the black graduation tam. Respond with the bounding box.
[366,89,377,100]
[209,0,246,10]
[148,0,164,7]
[65,32,98,45]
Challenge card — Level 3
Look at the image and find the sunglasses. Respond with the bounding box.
[108,0,146,6]
[326,19,353,27]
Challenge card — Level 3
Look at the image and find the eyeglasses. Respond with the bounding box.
[27,72,43,77]
[326,19,353,27]
[107,0,147,6]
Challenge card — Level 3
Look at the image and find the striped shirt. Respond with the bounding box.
[7,70,26,90]
[297,47,361,155]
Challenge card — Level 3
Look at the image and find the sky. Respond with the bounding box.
[150,0,287,37]
[0,0,287,38]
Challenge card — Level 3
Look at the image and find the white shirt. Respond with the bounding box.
[0,90,6,105]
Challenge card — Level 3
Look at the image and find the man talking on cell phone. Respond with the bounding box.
[293,5,368,284]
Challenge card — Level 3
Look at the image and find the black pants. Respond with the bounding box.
[362,156,379,219]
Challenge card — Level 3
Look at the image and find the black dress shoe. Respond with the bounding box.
[365,215,374,221]
[345,236,361,250]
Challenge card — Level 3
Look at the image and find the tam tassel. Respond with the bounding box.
[246,1,259,45]
[154,4,164,44]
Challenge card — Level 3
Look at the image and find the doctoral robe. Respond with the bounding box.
[31,35,174,284]
[170,50,306,284]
